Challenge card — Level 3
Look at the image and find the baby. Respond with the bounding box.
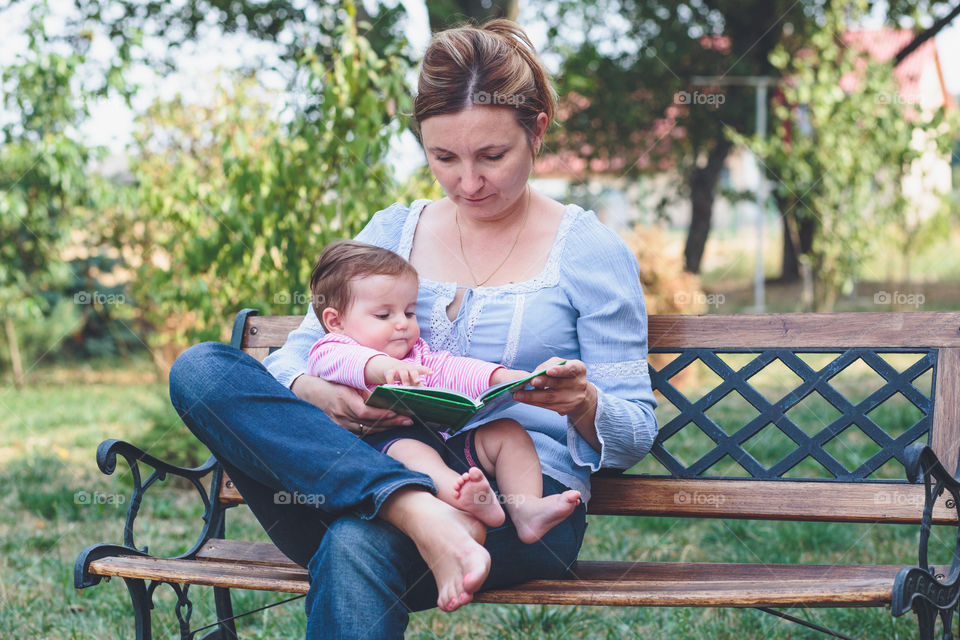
[305,240,581,607]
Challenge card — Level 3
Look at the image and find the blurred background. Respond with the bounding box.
[1,2,959,637]
[1,0,958,385]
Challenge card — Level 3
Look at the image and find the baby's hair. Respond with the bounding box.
[413,18,556,155]
[310,240,419,330]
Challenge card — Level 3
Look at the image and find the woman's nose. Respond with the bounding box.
[460,166,484,194]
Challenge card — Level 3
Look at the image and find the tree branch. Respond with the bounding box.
[894,0,960,66]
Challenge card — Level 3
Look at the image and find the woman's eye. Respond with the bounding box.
[484,153,504,161]
[435,155,453,163]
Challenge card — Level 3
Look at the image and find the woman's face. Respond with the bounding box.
[420,106,547,221]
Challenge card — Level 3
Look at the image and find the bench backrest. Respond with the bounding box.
[223,310,960,525]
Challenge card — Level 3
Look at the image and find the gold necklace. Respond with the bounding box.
[456,186,531,287]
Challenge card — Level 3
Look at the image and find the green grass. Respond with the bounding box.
[0,355,952,638]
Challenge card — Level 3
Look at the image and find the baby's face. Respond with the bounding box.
[335,273,420,359]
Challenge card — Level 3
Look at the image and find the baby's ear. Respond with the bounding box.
[321,307,343,332]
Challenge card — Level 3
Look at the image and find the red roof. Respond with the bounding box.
[843,29,954,109]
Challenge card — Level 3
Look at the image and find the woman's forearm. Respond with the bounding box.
[569,382,601,451]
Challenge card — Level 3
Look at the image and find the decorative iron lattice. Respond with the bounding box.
[647,348,937,481]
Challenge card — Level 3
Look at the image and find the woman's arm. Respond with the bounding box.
[515,218,658,470]
[265,312,411,431]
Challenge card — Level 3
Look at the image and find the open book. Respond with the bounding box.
[365,362,563,434]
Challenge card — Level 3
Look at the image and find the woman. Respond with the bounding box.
[169,19,657,638]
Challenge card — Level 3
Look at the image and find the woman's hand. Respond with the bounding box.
[291,374,413,436]
[512,358,601,450]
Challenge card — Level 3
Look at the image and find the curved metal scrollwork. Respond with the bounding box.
[892,443,960,640]
[94,438,226,558]
[75,440,235,639]
[143,581,196,639]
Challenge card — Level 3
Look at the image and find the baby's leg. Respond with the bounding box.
[386,438,504,527]
[473,420,581,544]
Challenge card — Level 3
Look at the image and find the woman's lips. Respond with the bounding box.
[462,195,492,204]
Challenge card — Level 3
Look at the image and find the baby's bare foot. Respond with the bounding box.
[452,467,505,528]
[513,490,581,544]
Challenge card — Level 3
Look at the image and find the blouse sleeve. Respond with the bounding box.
[307,335,387,391]
[262,203,411,387]
[417,343,503,398]
[560,217,659,471]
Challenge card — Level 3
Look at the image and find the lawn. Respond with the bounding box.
[0,353,950,639]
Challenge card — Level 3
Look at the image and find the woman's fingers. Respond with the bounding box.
[515,359,590,415]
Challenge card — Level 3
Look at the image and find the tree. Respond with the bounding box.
[118,5,414,368]
[543,0,960,276]
[732,2,955,310]
[426,0,518,30]
[0,1,122,387]
[545,0,817,274]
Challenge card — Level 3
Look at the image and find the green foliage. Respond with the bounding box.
[0,1,102,382]
[118,6,412,354]
[733,1,957,310]
[0,4,84,316]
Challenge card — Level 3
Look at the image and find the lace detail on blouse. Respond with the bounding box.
[589,360,651,379]
[501,293,526,368]
[397,199,429,258]
[429,290,459,353]
[404,201,580,357]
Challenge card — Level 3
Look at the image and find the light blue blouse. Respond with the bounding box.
[263,199,658,502]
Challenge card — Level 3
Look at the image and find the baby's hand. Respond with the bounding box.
[383,363,433,386]
[366,355,432,387]
[489,367,530,387]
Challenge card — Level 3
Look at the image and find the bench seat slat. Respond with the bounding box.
[587,477,954,523]
[88,556,309,594]
[218,476,953,524]
[88,544,931,608]
[241,312,960,350]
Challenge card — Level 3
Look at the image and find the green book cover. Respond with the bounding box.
[365,362,563,433]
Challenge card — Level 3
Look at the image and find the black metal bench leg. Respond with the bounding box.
[123,578,153,640]
[209,586,238,640]
[940,606,955,640]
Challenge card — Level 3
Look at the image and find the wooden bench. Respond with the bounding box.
[76,309,960,639]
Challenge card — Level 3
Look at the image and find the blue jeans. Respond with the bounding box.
[169,342,587,639]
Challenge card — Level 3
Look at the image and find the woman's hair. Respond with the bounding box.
[309,240,418,329]
[413,19,557,153]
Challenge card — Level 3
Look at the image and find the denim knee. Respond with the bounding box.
[169,342,237,409]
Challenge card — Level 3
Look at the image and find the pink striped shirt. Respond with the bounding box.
[307,333,502,396]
